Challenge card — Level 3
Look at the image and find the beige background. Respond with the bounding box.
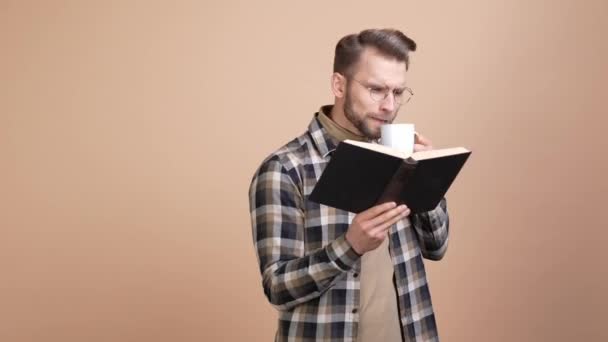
[1,1,607,341]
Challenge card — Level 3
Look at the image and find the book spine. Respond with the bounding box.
[375,159,418,206]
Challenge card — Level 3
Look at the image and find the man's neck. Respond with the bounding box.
[318,105,367,143]
[328,103,363,137]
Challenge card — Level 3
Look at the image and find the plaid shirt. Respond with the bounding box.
[249,112,450,341]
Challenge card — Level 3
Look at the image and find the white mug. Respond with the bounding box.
[380,123,415,154]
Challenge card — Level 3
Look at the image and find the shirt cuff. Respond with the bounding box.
[326,234,361,271]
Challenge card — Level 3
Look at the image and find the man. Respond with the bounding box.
[249,29,449,341]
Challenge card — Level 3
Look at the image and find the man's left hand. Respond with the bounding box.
[414,132,433,152]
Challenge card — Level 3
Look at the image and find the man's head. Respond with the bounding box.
[330,29,417,140]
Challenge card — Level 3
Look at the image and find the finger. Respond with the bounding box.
[366,204,408,228]
[357,201,397,221]
[414,132,432,146]
[370,208,411,236]
[414,143,432,152]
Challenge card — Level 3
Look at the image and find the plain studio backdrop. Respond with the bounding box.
[1,1,607,341]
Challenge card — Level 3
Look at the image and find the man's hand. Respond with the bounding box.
[414,132,433,152]
[345,202,411,255]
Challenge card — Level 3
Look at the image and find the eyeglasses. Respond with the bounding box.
[349,78,414,105]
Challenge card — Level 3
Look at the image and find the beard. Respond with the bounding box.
[343,90,398,140]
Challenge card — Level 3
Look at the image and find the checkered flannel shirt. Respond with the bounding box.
[249,112,450,341]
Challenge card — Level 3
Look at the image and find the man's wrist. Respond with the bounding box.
[344,232,363,256]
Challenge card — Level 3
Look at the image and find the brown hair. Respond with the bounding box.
[333,28,417,76]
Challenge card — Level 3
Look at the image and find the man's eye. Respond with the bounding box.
[370,87,384,93]
[393,89,404,96]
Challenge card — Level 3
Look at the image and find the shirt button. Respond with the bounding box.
[353,273,359,278]
[352,308,358,314]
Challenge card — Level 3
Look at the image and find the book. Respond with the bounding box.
[309,139,471,214]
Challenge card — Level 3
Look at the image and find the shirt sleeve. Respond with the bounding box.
[249,156,360,311]
[410,197,450,261]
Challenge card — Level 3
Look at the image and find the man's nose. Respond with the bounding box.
[379,93,396,112]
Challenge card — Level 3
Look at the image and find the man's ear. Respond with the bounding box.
[331,72,347,98]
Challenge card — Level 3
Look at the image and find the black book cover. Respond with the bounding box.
[309,141,471,214]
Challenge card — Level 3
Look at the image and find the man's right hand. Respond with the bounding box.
[345,202,411,255]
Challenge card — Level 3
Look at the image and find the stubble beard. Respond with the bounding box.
[343,90,397,140]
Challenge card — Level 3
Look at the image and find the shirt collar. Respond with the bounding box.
[317,106,368,143]
[308,105,370,158]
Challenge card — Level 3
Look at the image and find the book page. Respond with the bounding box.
[412,147,470,160]
[343,140,410,159]
[344,140,469,161]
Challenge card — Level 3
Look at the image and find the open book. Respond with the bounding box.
[309,139,472,214]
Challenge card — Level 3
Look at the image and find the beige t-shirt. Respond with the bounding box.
[358,236,402,341]
[317,107,402,341]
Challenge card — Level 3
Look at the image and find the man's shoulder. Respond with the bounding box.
[252,130,316,180]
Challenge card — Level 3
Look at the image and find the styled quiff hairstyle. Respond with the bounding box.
[333,28,417,77]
